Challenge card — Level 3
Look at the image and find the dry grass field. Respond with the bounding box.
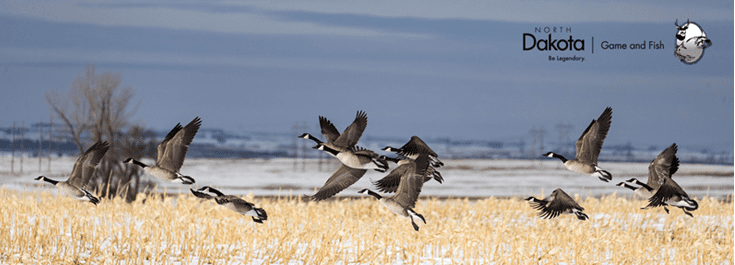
[0,187,732,264]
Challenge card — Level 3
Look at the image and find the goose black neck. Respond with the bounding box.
[206,187,225,197]
[307,134,323,144]
[39,177,59,185]
[130,159,147,168]
[320,145,340,156]
[365,189,382,200]
[551,153,567,163]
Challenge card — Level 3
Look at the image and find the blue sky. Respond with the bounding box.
[0,1,732,152]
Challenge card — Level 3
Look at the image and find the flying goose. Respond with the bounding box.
[190,186,268,223]
[372,155,442,193]
[641,176,698,217]
[382,136,444,168]
[124,117,201,184]
[544,107,613,182]
[525,188,589,220]
[299,110,367,148]
[316,144,388,172]
[35,141,110,205]
[299,110,388,172]
[358,153,431,231]
[306,145,389,201]
[618,143,679,198]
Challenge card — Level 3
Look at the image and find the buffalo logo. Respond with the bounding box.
[674,19,712,64]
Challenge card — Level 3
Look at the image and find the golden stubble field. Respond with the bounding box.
[0,187,732,264]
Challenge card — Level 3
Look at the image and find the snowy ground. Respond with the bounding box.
[1,156,732,199]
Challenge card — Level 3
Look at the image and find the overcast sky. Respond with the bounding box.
[1,0,732,152]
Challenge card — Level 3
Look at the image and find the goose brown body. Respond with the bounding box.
[36,141,109,205]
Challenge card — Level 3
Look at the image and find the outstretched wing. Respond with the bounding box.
[536,189,583,219]
[157,123,183,164]
[391,154,430,209]
[645,177,687,209]
[190,188,216,200]
[68,141,110,189]
[319,116,340,144]
[310,164,368,201]
[158,117,202,172]
[373,163,411,193]
[333,110,368,148]
[575,107,612,164]
[399,136,438,158]
[647,143,679,188]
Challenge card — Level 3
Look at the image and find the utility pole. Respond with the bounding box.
[555,123,573,156]
[292,123,308,171]
[48,115,52,172]
[39,120,43,172]
[20,121,24,174]
[11,121,15,174]
[529,126,546,158]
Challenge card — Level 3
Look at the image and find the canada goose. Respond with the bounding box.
[306,145,389,201]
[372,155,442,193]
[300,111,387,172]
[382,136,444,167]
[618,143,679,198]
[35,141,110,205]
[124,117,201,184]
[358,153,431,231]
[299,110,367,148]
[641,177,698,217]
[190,186,268,223]
[316,144,388,172]
[525,188,589,220]
[543,107,613,182]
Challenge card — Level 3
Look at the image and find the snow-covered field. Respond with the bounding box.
[2,156,731,199]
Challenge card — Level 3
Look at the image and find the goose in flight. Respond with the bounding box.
[35,141,110,205]
[544,107,613,182]
[618,143,679,198]
[124,117,201,184]
[525,188,589,220]
[191,186,268,223]
[359,153,432,231]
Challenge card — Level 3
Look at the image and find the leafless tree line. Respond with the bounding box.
[46,63,157,202]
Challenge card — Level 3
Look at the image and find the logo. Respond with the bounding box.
[674,19,712,64]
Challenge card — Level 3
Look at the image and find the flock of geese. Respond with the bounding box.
[35,108,699,231]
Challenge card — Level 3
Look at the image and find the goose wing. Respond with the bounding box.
[537,189,583,219]
[391,154,430,209]
[319,116,340,143]
[647,143,679,188]
[216,195,255,212]
[333,110,368,148]
[190,188,216,200]
[373,163,411,193]
[574,107,612,164]
[68,141,110,189]
[157,123,183,165]
[158,117,202,172]
[310,164,368,201]
[399,136,438,158]
[645,177,687,209]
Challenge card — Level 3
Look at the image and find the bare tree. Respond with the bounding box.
[46,63,145,202]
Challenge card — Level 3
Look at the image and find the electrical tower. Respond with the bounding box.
[529,126,546,158]
[292,123,309,171]
[555,123,573,156]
